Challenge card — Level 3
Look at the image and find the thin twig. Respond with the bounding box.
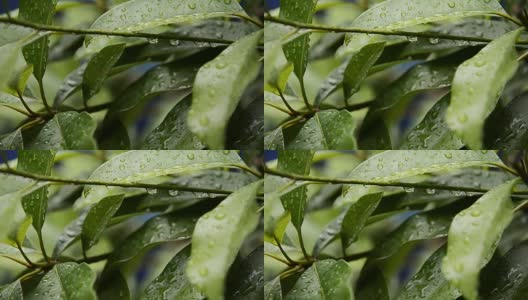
[38,79,53,114]
[273,236,298,265]
[278,89,300,115]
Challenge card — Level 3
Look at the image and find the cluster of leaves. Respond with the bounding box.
[0,0,264,150]
[264,0,528,150]
[0,150,264,299]
[264,150,528,300]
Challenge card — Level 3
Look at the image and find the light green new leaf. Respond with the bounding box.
[85,0,247,54]
[0,130,24,150]
[81,194,124,251]
[25,112,97,150]
[343,42,385,100]
[188,31,262,149]
[343,0,506,53]
[280,0,318,80]
[141,96,204,150]
[277,150,314,231]
[286,110,357,150]
[446,28,522,149]
[398,246,461,300]
[312,192,382,257]
[19,0,58,80]
[400,95,463,150]
[27,263,96,300]
[17,150,56,234]
[341,150,502,205]
[82,43,125,102]
[142,246,204,300]
[15,216,33,246]
[442,179,519,300]
[77,150,246,208]
[0,281,23,300]
[285,260,353,300]
[264,277,282,300]
[14,64,33,94]
[187,181,262,300]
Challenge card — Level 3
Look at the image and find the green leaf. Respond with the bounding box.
[24,112,97,150]
[285,259,353,300]
[264,277,282,300]
[280,0,318,80]
[187,181,262,300]
[398,246,461,300]
[110,207,203,264]
[442,179,518,300]
[97,270,131,300]
[15,216,33,245]
[277,150,314,231]
[19,0,58,80]
[343,0,506,53]
[355,266,389,300]
[142,246,204,300]
[400,95,463,150]
[446,28,522,149]
[17,150,56,234]
[0,281,23,300]
[226,247,264,299]
[141,96,204,150]
[285,110,357,150]
[82,43,125,102]
[78,150,246,208]
[343,42,385,100]
[188,30,262,149]
[341,150,503,205]
[313,60,348,107]
[14,64,34,94]
[52,210,87,258]
[81,194,124,251]
[0,130,24,150]
[312,192,382,257]
[0,24,36,47]
[264,128,285,150]
[27,262,96,300]
[85,0,247,54]
[484,93,528,149]
[53,63,87,107]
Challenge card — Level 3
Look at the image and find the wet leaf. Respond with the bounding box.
[343,42,385,100]
[0,24,36,47]
[82,43,125,102]
[27,262,96,300]
[0,130,24,150]
[81,194,124,251]
[0,281,23,300]
[142,246,204,300]
[264,276,282,300]
[53,63,87,107]
[264,128,285,150]
[52,210,87,258]
[188,31,262,149]
[442,179,519,300]
[141,96,204,150]
[285,259,353,299]
[446,28,522,149]
[78,150,246,208]
[484,92,528,150]
[187,181,262,299]
[356,266,389,300]
[24,112,97,150]
[226,247,264,299]
[14,216,33,246]
[285,110,357,150]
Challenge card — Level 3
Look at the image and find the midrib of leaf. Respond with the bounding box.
[53,267,67,299]
[314,113,329,149]
[312,263,326,300]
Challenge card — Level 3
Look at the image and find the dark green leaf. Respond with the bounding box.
[187,181,262,299]
[264,277,282,300]
[226,246,264,299]
[97,270,130,300]
[142,246,204,300]
[355,266,389,300]
[0,281,23,300]
[0,130,24,150]
[313,60,348,107]
[484,92,528,150]
[53,63,87,107]
[82,43,125,102]
[343,42,385,100]
[81,194,124,251]
[264,128,285,150]
[52,210,87,258]
[141,96,204,150]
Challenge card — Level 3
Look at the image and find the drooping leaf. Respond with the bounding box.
[484,92,528,150]
[313,60,348,107]
[0,130,24,150]
[0,281,23,300]
[442,179,519,300]
[97,270,131,300]
[27,262,96,300]
[52,210,87,258]
[264,277,282,300]
[355,266,389,300]
[24,112,97,150]
[82,43,125,103]
[343,42,385,101]
[226,246,264,299]
[285,110,357,150]
[188,31,262,149]
[343,0,506,53]
[187,181,262,299]
[285,259,353,300]
[312,192,382,257]
[85,0,248,54]
[53,63,87,107]
[142,246,205,300]
[446,28,522,149]
[400,95,464,150]
[264,128,285,150]
[17,150,56,235]
[398,246,461,300]
[77,150,246,208]
[341,150,503,205]
[277,150,314,232]
[141,96,204,150]
[81,194,124,251]
[19,0,58,81]
[280,0,318,81]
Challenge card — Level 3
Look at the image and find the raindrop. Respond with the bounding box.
[170,40,180,46]
[188,3,196,9]
[169,190,179,196]
[426,188,436,195]
[444,152,453,159]
[429,37,439,44]
[215,213,226,220]
[146,188,157,195]
[470,210,481,217]
[148,38,158,44]
[404,187,415,193]
[187,153,195,160]
[447,1,456,8]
